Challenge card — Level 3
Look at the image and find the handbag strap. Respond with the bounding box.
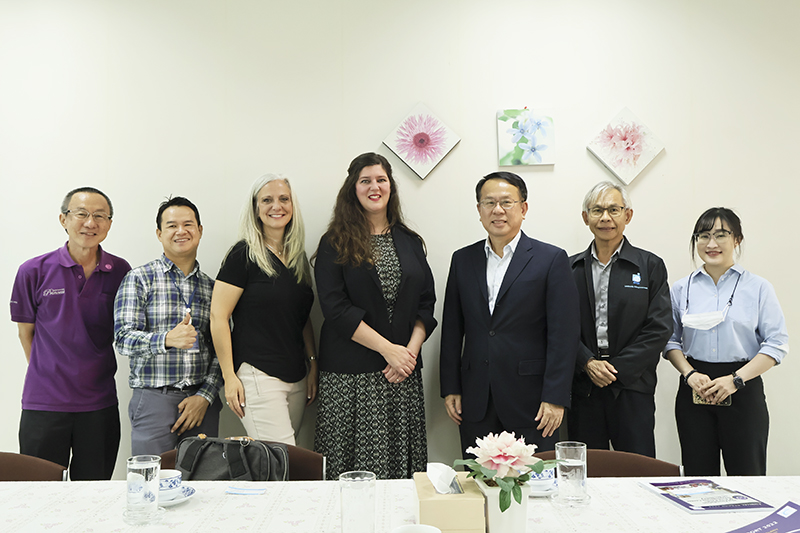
[178,439,254,481]
[178,438,211,480]
[224,441,253,480]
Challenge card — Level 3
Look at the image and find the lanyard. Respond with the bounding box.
[170,270,198,312]
[685,269,742,313]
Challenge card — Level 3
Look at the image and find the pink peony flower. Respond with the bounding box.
[395,114,448,165]
[465,431,540,479]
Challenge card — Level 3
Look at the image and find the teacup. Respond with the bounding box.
[159,469,182,501]
[528,466,556,490]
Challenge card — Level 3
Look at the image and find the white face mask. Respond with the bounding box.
[681,307,729,330]
[682,270,741,331]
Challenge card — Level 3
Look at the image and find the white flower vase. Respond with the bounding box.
[474,478,530,532]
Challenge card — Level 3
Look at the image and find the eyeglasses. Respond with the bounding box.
[694,230,732,244]
[478,199,521,211]
[587,205,627,218]
[66,209,112,222]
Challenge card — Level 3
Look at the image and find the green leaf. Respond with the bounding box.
[497,114,511,122]
[512,483,522,504]
[453,459,479,470]
[498,151,515,166]
[502,109,524,119]
[479,466,498,479]
[495,477,514,492]
[499,489,511,512]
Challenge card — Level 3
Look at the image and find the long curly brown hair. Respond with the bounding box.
[322,152,422,266]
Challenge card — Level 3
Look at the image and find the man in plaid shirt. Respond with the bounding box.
[114,197,222,456]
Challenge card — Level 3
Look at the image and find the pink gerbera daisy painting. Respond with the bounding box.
[383,103,460,179]
[587,107,664,185]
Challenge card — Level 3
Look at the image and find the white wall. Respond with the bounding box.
[1,0,797,479]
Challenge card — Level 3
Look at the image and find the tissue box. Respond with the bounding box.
[413,472,485,533]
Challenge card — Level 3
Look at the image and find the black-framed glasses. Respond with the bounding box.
[478,199,521,211]
[587,205,627,218]
[694,230,732,244]
[66,209,112,222]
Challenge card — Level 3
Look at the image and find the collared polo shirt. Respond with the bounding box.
[10,243,131,411]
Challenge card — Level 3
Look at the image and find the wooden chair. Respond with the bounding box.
[534,449,681,477]
[161,442,326,480]
[0,452,68,481]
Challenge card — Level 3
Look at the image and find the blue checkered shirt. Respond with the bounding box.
[113,254,222,404]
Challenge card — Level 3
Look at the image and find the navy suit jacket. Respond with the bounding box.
[439,231,580,428]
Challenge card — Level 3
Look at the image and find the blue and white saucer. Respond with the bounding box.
[161,485,196,507]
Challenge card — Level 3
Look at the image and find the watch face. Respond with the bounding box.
[733,374,745,390]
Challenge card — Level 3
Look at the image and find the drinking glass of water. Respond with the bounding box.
[339,471,376,533]
[124,455,162,525]
[553,441,591,507]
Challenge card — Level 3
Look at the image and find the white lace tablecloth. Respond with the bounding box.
[2,476,799,532]
[529,476,800,533]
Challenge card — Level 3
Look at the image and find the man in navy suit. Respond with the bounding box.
[440,172,580,456]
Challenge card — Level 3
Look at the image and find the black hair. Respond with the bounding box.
[690,207,743,260]
[156,196,201,229]
[475,171,528,202]
[60,187,114,217]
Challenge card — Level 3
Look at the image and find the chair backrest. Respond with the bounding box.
[0,452,68,481]
[160,449,177,470]
[534,449,681,477]
[160,442,325,480]
[283,443,326,481]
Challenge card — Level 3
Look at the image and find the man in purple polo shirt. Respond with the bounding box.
[10,187,131,480]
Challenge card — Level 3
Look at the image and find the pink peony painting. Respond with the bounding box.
[587,108,664,184]
[383,103,460,179]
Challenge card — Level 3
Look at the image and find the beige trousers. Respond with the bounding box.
[236,362,307,445]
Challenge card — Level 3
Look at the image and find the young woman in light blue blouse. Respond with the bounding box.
[665,208,789,476]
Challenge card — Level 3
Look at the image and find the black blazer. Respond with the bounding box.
[315,227,437,374]
[439,232,579,427]
[569,237,673,397]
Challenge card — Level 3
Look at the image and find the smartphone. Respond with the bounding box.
[692,390,732,406]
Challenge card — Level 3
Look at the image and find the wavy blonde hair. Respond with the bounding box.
[236,174,311,285]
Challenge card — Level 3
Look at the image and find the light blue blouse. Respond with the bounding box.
[665,264,789,364]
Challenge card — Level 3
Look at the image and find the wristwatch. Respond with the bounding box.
[732,371,746,390]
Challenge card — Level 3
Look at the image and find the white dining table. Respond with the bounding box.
[1,476,799,532]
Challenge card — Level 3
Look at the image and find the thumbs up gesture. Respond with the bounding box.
[165,310,197,349]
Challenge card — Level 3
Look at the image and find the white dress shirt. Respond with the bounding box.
[484,231,522,315]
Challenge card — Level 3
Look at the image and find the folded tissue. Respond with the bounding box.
[427,463,464,494]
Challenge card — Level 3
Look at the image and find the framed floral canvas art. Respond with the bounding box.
[587,107,664,185]
[497,108,554,166]
[383,103,460,180]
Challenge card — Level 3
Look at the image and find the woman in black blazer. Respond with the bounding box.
[313,152,437,479]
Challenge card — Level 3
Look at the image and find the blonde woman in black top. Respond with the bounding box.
[210,174,316,446]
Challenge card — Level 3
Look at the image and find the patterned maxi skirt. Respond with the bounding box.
[314,367,427,480]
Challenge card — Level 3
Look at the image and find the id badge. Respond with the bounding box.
[692,389,731,407]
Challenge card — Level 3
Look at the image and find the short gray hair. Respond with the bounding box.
[582,181,632,213]
[60,187,114,217]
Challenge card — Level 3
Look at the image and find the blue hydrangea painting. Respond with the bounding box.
[497,109,554,166]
